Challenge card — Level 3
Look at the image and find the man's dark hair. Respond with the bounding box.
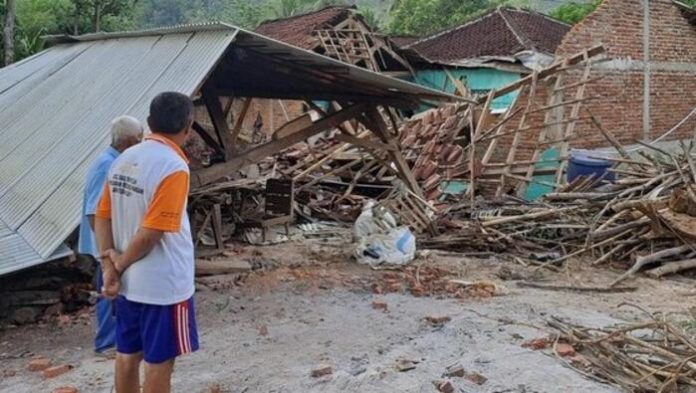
[148,92,194,135]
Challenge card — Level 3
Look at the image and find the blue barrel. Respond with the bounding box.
[567,151,615,183]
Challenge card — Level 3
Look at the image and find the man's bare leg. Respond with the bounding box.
[115,352,143,393]
[143,360,175,393]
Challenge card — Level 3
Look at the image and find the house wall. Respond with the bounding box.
[411,68,522,112]
[526,0,696,150]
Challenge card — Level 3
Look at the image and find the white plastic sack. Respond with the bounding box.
[353,226,416,268]
[353,200,397,240]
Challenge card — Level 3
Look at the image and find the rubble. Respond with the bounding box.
[43,364,73,379]
[27,357,51,372]
[371,301,388,312]
[433,380,455,393]
[549,316,696,392]
[52,387,78,393]
[424,315,451,326]
[310,364,333,378]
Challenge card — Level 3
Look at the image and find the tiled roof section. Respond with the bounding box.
[255,6,354,49]
[390,35,420,47]
[408,7,570,64]
[502,8,571,54]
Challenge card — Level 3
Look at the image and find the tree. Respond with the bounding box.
[4,0,16,65]
[358,6,380,30]
[550,0,602,25]
[386,0,505,36]
[70,0,136,33]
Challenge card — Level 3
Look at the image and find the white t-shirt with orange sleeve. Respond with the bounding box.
[96,133,194,306]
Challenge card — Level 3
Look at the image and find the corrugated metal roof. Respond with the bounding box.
[0,27,238,274]
[1,22,457,276]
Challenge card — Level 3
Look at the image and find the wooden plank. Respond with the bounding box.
[554,52,592,187]
[212,204,224,251]
[483,45,604,102]
[203,90,235,160]
[195,259,252,276]
[364,106,424,197]
[469,91,494,202]
[496,71,539,198]
[231,97,252,144]
[192,121,224,156]
[516,59,568,198]
[191,104,367,188]
[273,114,313,140]
[334,132,395,152]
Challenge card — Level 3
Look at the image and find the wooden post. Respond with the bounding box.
[203,90,235,160]
[191,104,367,188]
[364,106,424,198]
[231,97,252,144]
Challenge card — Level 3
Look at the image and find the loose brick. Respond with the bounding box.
[436,380,455,393]
[425,315,451,326]
[445,364,465,378]
[371,301,388,312]
[464,371,488,385]
[310,364,332,378]
[555,342,577,357]
[27,358,51,372]
[43,364,73,379]
[53,387,78,393]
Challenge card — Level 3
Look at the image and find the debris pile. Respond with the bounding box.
[0,259,93,326]
[424,140,696,282]
[549,316,696,392]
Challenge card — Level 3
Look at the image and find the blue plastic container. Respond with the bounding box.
[567,151,615,183]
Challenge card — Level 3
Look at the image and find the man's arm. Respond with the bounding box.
[110,170,189,274]
[94,181,121,298]
[110,227,163,274]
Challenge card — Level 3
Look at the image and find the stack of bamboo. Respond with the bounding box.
[549,316,696,392]
[424,140,696,281]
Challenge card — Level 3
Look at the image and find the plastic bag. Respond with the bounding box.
[353,226,416,268]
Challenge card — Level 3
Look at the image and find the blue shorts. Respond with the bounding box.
[115,295,199,364]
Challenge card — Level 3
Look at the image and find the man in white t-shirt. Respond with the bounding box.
[95,92,197,393]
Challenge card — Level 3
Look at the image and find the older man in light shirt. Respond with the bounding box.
[78,116,143,353]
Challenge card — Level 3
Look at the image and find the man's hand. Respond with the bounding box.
[101,250,121,299]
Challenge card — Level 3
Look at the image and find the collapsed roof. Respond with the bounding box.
[256,6,416,73]
[0,22,457,276]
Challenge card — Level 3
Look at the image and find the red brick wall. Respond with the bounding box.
[508,0,696,152]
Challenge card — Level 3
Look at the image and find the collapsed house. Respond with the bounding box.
[222,6,418,136]
[399,7,571,112]
[0,22,457,277]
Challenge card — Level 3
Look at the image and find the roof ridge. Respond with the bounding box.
[501,6,573,28]
[498,7,532,52]
[257,5,355,27]
[404,8,501,49]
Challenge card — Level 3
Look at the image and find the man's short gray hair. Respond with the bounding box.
[111,115,143,145]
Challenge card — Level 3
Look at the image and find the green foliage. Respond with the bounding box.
[682,0,696,7]
[386,0,506,36]
[357,6,380,29]
[550,0,602,24]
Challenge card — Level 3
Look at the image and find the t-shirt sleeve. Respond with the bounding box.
[95,182,112,219]
[142,170,189,232]
[85,166,109,216]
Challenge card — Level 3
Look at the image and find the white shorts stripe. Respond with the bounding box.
[177,306,185,354]
[183,306,190,353]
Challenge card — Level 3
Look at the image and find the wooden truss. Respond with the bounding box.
[466,45,605,199]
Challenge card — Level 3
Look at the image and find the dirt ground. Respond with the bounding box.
[2,230,695,393]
